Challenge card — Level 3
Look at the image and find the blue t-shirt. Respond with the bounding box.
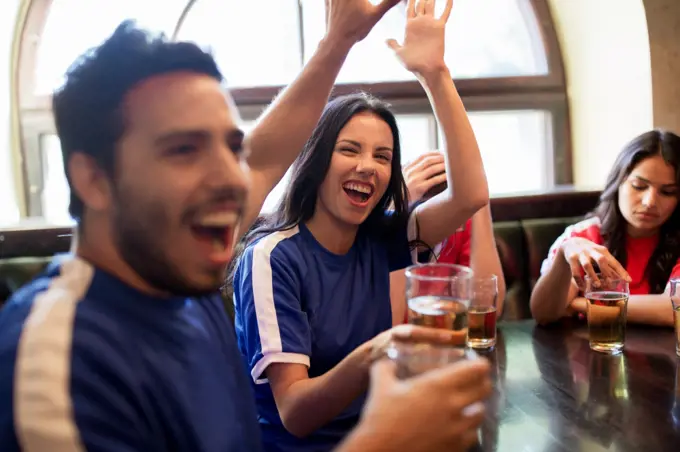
[233,217,415,452]
[0,256,262,452]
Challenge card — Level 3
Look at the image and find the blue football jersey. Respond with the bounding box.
[233,215,415,452]
[0,256,263,452]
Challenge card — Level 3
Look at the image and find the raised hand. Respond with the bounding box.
[404,151,447,202]
[387,0,453,77]
[326,0,402,44]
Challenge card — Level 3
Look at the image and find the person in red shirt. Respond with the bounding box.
[390,151,506,324]
[531,129,680,327]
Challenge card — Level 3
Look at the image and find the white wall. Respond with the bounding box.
[548,0,653,188]
[0,0,21,225]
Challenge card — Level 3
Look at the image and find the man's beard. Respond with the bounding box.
[112,199,222,298]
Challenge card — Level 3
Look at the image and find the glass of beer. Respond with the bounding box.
[467,275,499,349]
[405,263,473,346]
[584,275,630,354]
[670,279,680,357]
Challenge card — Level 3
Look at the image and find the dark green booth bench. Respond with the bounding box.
[0,188,601,321]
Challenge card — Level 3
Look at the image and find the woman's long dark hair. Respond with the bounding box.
[224,93,414,297]
[587,129,680,293]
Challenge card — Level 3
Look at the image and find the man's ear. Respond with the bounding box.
[67,152,113,213]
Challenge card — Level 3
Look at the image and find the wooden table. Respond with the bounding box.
[471,320,680,451]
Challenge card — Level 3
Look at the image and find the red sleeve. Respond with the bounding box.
[436,219,472,266]
[540,218,604,275]
[456,220,471,267]
[668,258,680,282]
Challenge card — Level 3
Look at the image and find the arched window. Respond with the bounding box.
[13,0,568,223]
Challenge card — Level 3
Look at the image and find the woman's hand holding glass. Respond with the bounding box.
[560,237,631,285]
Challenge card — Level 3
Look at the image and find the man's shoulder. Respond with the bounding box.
[0,257,133,380]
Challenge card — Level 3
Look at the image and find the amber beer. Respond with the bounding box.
[408,295,468,333]
[586,291,628,353]
[467,306,497,348]
[466,275,498,349]
[405,264,473,347]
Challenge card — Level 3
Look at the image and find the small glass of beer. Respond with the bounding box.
[405,263,473,346]
[467,275,499,349]
[669,279,680,357]
[584,275,630,354]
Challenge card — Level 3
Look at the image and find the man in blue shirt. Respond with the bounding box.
[0,0,492,451]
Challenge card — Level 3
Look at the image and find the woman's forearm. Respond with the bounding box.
[422,69,488,212]
[626,294,673,326]
[267,344,371,438]
[469,205,506,316]
[414,69,488,247]
[530,248,579,324]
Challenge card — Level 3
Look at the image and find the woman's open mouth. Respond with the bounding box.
[342,181,374,207]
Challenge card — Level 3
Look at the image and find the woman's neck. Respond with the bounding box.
[305,206,359,255]
[626,224,659,238]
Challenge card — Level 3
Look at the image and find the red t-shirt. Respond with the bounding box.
[435,219,472,266]
[541,217,680,294]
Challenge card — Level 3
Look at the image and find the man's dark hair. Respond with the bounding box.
[52,20,224,221]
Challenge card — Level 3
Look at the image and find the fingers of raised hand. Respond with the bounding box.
[406,0,417,18]
[421,161,446,179]
[441,0,454,22]
[422,172,447,192]
[405,151,442,169]
[410,0,453,21]
[405,157,444,181]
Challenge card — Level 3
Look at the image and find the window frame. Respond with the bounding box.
[13,0,570,218]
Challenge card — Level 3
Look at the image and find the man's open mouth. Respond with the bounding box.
[190,212,239,262]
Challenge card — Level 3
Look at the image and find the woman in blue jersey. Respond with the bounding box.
[231,0,489,450]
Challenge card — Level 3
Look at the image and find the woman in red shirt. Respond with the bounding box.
[531,129,680,326]
[390,151,506,324]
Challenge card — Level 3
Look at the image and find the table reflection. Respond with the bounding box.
[673,360,680,431]
[470,321,679,452]
[473,331,506,451]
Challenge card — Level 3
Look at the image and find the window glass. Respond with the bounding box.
[438,110,552,195]
[39,134,72,225]
[176,0,302,88]
[34,0,187,94]
[301,0,547,84]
